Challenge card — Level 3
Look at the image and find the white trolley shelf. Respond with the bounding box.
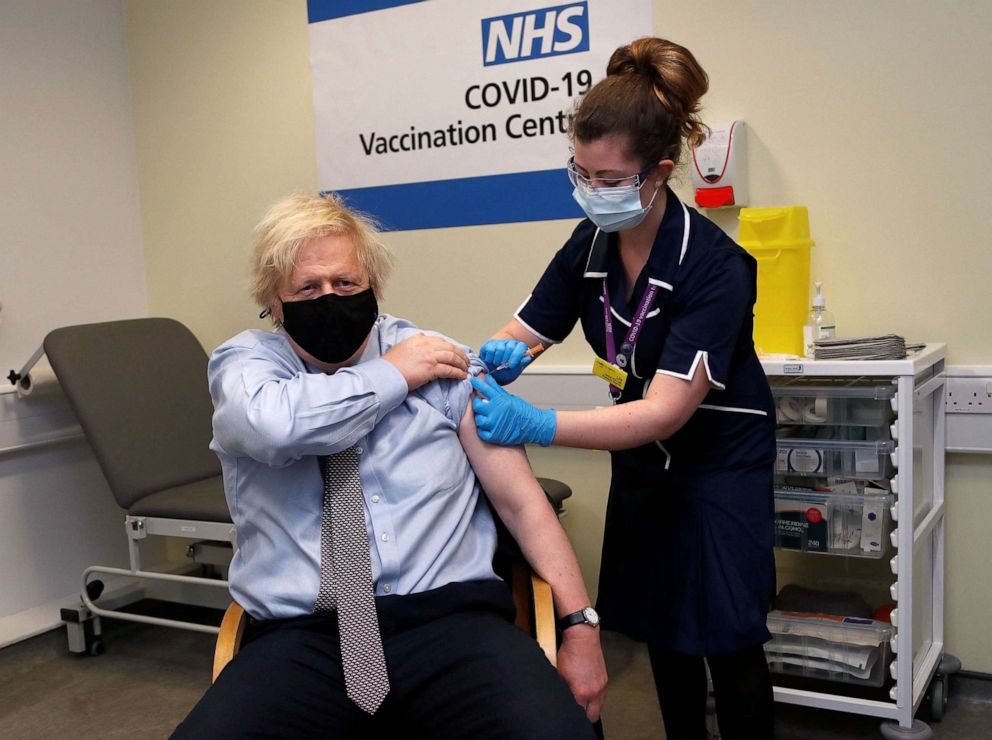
[762,344,955,739]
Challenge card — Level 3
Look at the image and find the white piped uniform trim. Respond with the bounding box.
[656,442,672,470]
[596,295,660,326]
[583,227,607,277]
[698,404,768,417]
[648,278,674,291]
[514,294,533,316]
[656,350,727,391]
[512,314,559,345]
[678,201,691,266]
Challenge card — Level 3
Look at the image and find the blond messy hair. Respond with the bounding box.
[249,192,394,312]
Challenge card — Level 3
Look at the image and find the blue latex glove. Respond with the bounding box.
[479,338,533,385]
[471,374,556,447]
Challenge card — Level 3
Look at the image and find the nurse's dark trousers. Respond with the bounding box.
[649,643,774,740]
[172,581,596,739]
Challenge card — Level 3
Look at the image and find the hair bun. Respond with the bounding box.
[605,37,709,150]
[605,41,659,80]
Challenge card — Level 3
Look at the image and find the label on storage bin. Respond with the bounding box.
[774,502,828,552]
[777,447,824,474]
[861,499,884,552]
[855,448,880,474]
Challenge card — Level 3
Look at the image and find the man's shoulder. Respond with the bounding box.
[377,314,477,357]
[375,314,420,345]
[210,329,301,371]
[214,328,289,354]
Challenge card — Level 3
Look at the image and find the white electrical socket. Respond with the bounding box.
[946,376,992,414]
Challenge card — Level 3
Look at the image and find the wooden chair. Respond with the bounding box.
[212,479,571,682]
[212,567,556,683]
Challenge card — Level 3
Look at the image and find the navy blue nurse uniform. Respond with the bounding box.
[516,189,776,656]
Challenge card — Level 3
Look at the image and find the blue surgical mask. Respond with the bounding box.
[572,180,661,232]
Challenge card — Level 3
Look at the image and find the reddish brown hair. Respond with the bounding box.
[572,37,709,167]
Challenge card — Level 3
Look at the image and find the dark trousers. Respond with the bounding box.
[648,643,774,740]
[173,581,595,739]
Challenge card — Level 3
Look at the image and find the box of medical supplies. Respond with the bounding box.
[775,429,895,479]
[771,379,896,427]
[766,610,893,687]
[774,488,892,558]
[738,206,814,356]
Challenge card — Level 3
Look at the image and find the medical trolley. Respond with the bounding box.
[762,344,956,739]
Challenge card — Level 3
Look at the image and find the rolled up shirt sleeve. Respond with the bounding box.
[208,332,408,467]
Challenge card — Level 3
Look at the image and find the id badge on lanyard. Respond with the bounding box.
[593,278,659,401]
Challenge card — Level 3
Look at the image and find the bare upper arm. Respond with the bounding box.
[457,399,544,519]
[458,401,528,485]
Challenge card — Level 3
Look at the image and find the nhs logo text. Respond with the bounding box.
[482,3,589,67]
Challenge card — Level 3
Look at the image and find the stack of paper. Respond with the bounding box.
[765,610,892,682]
[813,335,923,361]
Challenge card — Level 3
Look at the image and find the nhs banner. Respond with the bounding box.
[481,3,590,66]
[308,0,651,230]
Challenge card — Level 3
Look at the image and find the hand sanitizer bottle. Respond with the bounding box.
[804,282,836,358]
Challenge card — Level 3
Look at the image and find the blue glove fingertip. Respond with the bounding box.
[483,373,503,391]
[479,340,500,368]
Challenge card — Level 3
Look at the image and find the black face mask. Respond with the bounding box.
[280,288,379,364]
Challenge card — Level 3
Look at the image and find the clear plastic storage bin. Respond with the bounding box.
[766,610,893,687]
[772,379,896,427]
[776,433,895,479]
[774,489,893,558]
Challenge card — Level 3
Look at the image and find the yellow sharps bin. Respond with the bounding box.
[737,206,813,356]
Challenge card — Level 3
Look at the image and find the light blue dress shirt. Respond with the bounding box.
[208,314,497,620]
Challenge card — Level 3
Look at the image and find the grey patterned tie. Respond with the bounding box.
[315,448,390,714]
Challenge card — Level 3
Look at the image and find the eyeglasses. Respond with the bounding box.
[566,156,656,193]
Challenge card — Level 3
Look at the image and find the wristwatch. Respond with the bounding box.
[557,606,600,632]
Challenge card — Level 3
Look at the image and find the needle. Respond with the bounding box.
[493,343,545,372]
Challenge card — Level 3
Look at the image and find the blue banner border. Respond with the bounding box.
[329,170,583,232]
[308,0,425,24]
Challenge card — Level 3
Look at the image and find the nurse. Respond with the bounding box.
[471,37,775,740]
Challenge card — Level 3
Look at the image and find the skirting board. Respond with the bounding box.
[0,568,231,649]
[0,596,78,650]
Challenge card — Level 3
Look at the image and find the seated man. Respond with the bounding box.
[173,193,607,739]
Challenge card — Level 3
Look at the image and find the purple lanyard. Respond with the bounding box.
[602,278,659,397]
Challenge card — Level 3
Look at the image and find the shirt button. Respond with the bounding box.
[383,584,391,594]
[371,495,380,504]
[355,446,364,454]
[381,533,390,542]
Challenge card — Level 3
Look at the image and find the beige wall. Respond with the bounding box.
[126,0,317,354]
[127,0,992,670]
[0,0,147,640]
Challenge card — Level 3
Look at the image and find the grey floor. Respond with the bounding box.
[1,610,991,739]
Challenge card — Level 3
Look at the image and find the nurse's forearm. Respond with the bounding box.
[551,370,711,450]
[551,402,677,449]
[492,319,545,350]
